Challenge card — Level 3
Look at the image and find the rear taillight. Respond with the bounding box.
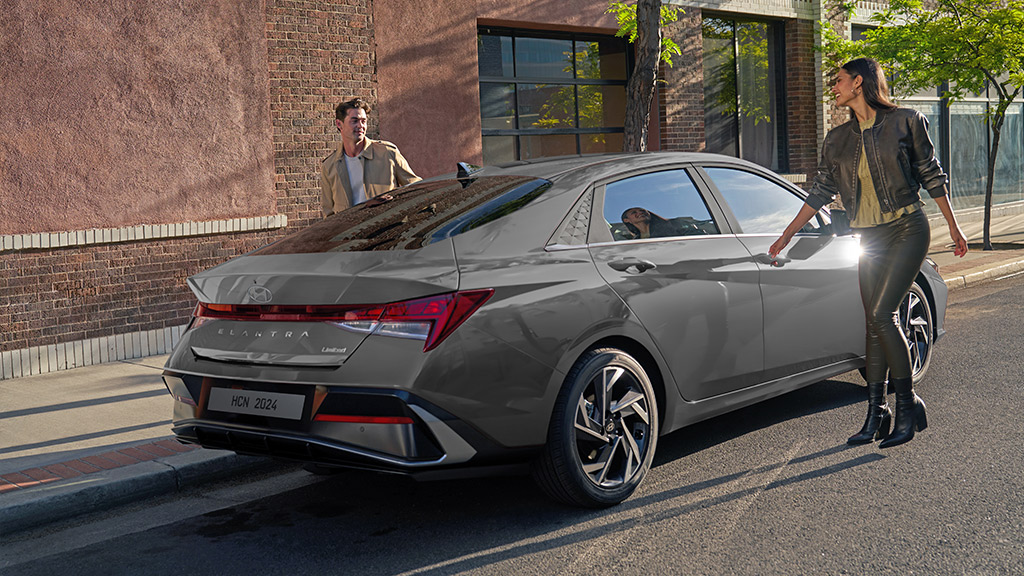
[191,289,493,352]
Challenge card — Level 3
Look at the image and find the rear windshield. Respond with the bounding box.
[255,176,552,254]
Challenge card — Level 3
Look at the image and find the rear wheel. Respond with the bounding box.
[532,348,658,508]
[858,280,934,385]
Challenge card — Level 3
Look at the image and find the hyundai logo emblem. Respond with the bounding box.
[247,285,273,304]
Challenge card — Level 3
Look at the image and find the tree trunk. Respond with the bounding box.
[984,113,1004,251]
[623,0,662,153]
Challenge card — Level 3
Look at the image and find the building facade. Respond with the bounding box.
[2,0,1015,379]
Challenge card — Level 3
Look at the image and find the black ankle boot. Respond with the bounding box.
[879,377,927,449]
[847,381,892,445]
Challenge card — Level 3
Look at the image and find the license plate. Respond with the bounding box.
[207,388,305,420]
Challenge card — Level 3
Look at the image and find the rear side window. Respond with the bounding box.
[602,169,720,241]
[256,176,551,254]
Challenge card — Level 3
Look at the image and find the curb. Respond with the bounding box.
[944,258,1024,291]
[0,448,271,536]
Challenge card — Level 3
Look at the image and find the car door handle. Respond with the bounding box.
[754,253,791,267]
[609,259,657,273]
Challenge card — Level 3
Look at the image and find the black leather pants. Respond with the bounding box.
[858,209,930,383]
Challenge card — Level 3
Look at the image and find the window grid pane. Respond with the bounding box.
[479,29,628,164]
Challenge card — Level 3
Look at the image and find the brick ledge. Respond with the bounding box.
[1,214,287,253]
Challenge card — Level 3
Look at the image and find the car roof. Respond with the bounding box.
[436,152,770,185]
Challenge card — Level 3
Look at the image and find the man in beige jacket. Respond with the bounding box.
[320,98,421,217]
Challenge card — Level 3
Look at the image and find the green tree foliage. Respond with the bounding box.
[607,1,683,66]
[823,0,1024,250]
[607,1,683,151]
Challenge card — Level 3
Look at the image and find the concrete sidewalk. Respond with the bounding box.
[0,355,274,535]
[3,202,1024,536]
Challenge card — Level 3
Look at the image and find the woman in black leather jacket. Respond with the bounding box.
[769,58,968,448]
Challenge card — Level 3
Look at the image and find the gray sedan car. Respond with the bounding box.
[163,153,947,507]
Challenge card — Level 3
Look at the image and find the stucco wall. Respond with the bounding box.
[372,0,620,178]
[0,0,275,236]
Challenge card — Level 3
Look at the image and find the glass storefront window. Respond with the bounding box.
[702,17,785,171]
[482,136,516,164]
[519,134,577,159]
[578,85,626,129]
[478,35,513,78]
[518,84,574,129]
[478,28,629,163]
[574,39,627,81]
[994,104,1024,205]
[480,83,515,130]
[949,102,989,210]
[902,101,943,166]
[581,133,624,154]
[514,37,574,79]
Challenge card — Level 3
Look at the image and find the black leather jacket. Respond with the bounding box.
[805,107,949,217]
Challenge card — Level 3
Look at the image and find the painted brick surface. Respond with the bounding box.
[785,18,821,179]
[1,1,375,366]
[266,0,376,231]
[660,10,706,153]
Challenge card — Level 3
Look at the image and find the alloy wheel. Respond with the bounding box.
[573,365,653,489]
[900,282,933,383]
[533,348,658,507]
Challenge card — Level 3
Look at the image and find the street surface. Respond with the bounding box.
[4,273,1024,576]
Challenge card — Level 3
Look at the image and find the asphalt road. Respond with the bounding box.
[4,273,1024,576]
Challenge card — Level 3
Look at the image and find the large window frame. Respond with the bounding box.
[478,27,632,163]
[701,14,789,173]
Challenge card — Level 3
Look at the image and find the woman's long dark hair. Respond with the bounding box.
[842,58,897,111]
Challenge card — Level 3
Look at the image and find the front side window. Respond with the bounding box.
[702,17,786,171]
[479,28,629,163]
[703,167,824,234]
[603,170,720,241]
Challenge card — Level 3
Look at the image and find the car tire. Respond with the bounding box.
[857,280,934,385]
[902,281,934,385]
[532,348,659,508]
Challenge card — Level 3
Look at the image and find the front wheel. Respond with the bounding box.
[532,348,659,508]
[858,280,934,385]
[902,281,934,384]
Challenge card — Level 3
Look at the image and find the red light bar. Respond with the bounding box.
[193,289,494,352]
[196,302,382,322]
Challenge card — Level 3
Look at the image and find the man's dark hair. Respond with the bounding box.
[336,97,372,121]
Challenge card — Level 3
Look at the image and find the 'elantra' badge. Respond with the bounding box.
[247,285,273,304]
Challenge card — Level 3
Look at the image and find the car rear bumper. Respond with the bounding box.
[164,371,516,473]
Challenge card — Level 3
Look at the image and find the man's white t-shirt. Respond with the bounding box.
[344,153,366,205]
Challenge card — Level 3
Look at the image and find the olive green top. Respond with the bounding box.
[851,116,922,229]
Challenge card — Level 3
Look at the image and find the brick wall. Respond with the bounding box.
[2,0,377,372]
[0,231,279,354]
[659,10,706,152]
[785,18,820,178]
[266,0,377,231]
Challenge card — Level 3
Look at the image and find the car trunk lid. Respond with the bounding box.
[184,241,458,366]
